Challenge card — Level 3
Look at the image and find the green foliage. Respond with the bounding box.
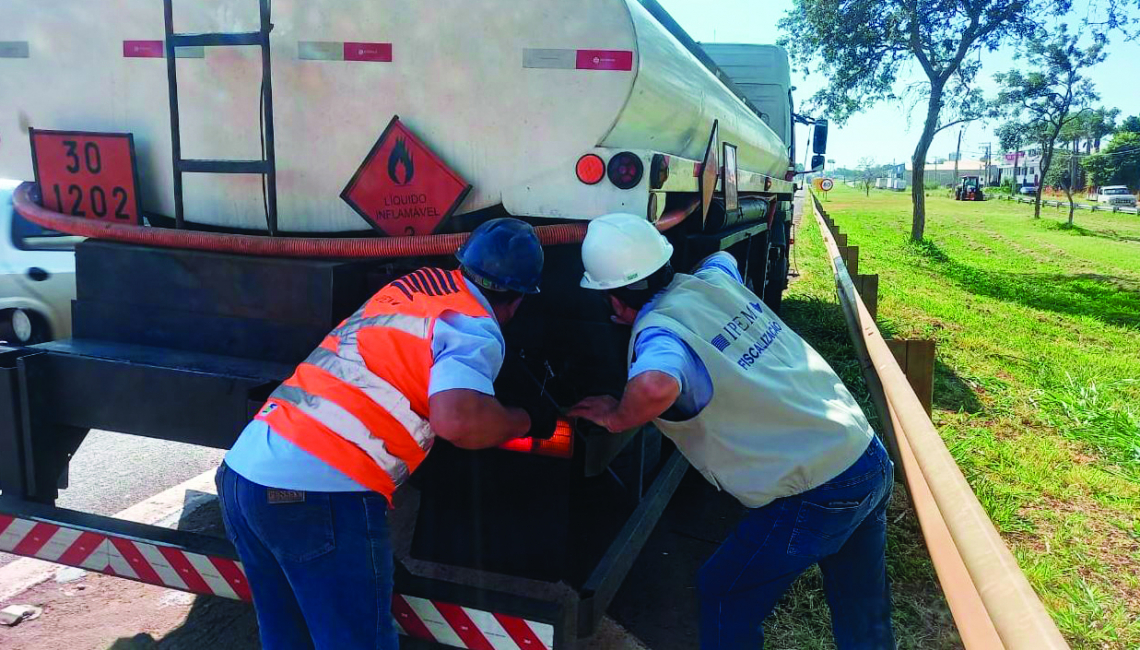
[1045,150,1077,188]
[779,0,1071,239]
[1060,107,1119,148]
[992,25,1107,215]
[778,0,1065,125]
[1082,132,1140,189]
[1119,115,1140,133]
[924,179,943,190]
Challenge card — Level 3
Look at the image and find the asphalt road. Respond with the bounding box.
[0,429,225,569]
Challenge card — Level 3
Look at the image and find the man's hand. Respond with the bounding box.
[569,371,680,433]
[568,395,621,432]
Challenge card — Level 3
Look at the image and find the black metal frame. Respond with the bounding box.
[163,0,278,234]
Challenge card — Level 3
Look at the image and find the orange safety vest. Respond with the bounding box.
[257,268,492,500]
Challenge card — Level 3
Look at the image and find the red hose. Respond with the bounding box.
[13,183,691,258]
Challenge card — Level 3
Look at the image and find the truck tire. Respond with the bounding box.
[763,246,788,313]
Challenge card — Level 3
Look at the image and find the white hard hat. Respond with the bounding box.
[580,213,674,290]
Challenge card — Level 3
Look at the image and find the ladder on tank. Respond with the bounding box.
[162,0,279,235]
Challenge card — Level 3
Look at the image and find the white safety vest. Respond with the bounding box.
[630,271,873,508]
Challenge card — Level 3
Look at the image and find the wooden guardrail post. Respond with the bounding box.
[835,232,848,247]
[840,245,859,277]
[886,339,935,416]
[854,274,879,320]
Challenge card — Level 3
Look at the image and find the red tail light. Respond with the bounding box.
[607,151,644,189]
[576,154,606,185]
[499,419,575,458]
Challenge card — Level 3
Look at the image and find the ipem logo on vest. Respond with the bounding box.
[706,301,784,369]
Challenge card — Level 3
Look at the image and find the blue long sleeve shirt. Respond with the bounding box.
[628,252,742,420]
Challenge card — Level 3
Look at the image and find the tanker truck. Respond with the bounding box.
[0,1,827,647]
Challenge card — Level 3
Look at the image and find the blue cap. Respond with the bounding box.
[456,218,543,294]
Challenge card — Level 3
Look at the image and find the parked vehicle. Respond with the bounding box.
[0,1,821,646]
[1096,185,1138,208]
[1019,185,1038,196]
[0,179,78,344]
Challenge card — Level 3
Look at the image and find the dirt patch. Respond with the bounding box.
[0,572,258,650]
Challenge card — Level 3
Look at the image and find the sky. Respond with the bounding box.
[657,0,1140,170]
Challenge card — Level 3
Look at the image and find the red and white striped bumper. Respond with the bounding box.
[0,513,555,649]
[0,513,250,600]
[393,594,554,650]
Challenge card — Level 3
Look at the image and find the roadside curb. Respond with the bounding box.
[0,467,218,602]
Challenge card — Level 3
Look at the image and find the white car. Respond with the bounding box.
[0,180,80,344]
[1096,185,1138,208]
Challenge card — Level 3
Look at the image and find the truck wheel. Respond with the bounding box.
[0,309,50,345]
[763,247,789,313]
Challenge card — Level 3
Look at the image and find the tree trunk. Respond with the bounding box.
[910,86,943,242]
[1034,142,1051,219]
[1065,186,1075,225]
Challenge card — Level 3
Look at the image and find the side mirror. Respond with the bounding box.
[813,119,829,154]
[811,154,825,172]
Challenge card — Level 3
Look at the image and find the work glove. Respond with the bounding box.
[521,398,559,440]
[495,353,560,440]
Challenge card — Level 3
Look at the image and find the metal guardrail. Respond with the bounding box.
[808,192,1069,650]
[995,194,1139,214]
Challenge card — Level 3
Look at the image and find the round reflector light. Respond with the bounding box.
[576,154,606,185]
[607,152,644,190]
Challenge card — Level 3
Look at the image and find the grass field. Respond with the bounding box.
[794,185,1140,648]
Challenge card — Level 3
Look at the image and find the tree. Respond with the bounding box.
[1064,107,1119,152]
[993,25,1106,223]
[1119,115,1140,133]
[1083,131,1140,190]
[779,0,1069,242]
[858,157,878,196]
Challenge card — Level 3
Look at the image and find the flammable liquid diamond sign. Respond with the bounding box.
[340,116,471,236]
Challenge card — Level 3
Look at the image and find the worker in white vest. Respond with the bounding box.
[569,213,895,650]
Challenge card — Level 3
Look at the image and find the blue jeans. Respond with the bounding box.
[698,437,895,649]
[215,462,399,650]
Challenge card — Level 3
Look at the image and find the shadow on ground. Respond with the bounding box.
[913,239,1140,331]
[108,497,259,650]
[1049,221,1140,244]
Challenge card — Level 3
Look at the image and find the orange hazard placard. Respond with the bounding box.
[30,129,143,225]
[341,116,471,237]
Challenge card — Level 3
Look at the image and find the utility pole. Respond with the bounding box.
[982,142,991,186]
[953,126,963,187]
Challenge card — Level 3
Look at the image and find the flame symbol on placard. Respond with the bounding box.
[388,138,414,186]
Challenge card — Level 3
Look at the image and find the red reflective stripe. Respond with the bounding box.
[433,601,495,650]
[158,545,212,594]
[494,613,549,650]
[210,557,252,601]
[343,42,392,62]
[575,49,633,71]
[0,514,14,536]
[392,594,435,642]
[11,522,58,556]
[57,531,105,566]
[110,537,163,585]
[123,40,165,58]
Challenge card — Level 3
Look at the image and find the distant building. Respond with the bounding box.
[905,159,993,186]
[996,149,1042,188]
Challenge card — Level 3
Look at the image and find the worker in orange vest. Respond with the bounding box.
[216,218,556,650]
